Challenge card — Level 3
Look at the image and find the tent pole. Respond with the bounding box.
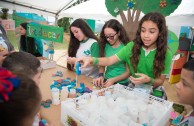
[50,15,59,60]
[56,0,77,16]
[55,15,58,26]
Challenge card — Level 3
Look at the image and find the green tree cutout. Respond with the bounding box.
[105,0,182,40]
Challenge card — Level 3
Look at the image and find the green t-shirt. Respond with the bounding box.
[104,43,129,84]
[91,42,100,57]
[116,42,173,78]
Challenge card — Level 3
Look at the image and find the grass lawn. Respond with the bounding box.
[6,31,70,50]
[7,30,20,50]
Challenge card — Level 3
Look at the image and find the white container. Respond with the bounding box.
[61,84,173,126]
[134,84,153,94]
[68,88,76,98]
[61,86,69,102]
[51,88,60,105]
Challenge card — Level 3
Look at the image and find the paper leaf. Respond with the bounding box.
[105,0,128,17]
[141,0,182,16]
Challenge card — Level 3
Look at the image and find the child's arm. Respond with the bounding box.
[67,57,77,65]
[151,75,166,87]
[78,55,119,68]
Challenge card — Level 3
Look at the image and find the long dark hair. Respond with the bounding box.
[131,12,168,78]
[99,19,129,57]
[67,19,99,70]
[19,22,37,56]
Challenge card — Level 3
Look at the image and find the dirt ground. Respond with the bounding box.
[53,33,70,67]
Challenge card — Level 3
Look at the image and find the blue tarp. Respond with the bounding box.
[15,12,46,22]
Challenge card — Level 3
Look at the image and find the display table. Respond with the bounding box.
[39,65,93,126]
[39,65,177,126]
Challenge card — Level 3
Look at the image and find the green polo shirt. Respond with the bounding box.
[104,43,129,84]
[116,42,172,78]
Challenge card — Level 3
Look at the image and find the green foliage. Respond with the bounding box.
[173,103,185,114]
[141,0,182,16]
[1,8,9,19]
[6,30,19,50]
[105,0,128,17]
[57,17,70,33]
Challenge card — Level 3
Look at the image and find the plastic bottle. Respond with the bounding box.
[61,86,69,102]
[75,62,81,76]
[51,88,60,105]
[68,88,76,98]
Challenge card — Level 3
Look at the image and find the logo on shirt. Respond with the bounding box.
[83,49,91,56]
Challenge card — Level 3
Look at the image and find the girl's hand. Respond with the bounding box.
[104,78,115,87]
[76,57,93,68]
[129,73,150,85]
[67,57,76,64]
[93,76,104,87]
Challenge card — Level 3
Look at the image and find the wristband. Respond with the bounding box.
[92,57,99,65]
[150,77,155,84]
[98,73,104,77]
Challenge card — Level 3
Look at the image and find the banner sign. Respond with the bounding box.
[1,20,15,30]
[27,24,64,43]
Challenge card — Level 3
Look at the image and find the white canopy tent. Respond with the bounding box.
[59,0,117,21]
[166,0,194,26]
[0,0,78,18]
[59,0,194,27]
[0,0,194,26]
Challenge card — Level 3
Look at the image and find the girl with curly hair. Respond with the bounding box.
[77,12,172,91]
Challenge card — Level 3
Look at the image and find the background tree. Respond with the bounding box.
[57,17,70,33]
[105,0,182,40]
[1,8,9,19]
[57,0,90,32]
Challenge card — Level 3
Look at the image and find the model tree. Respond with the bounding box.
[105,0,182,40]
